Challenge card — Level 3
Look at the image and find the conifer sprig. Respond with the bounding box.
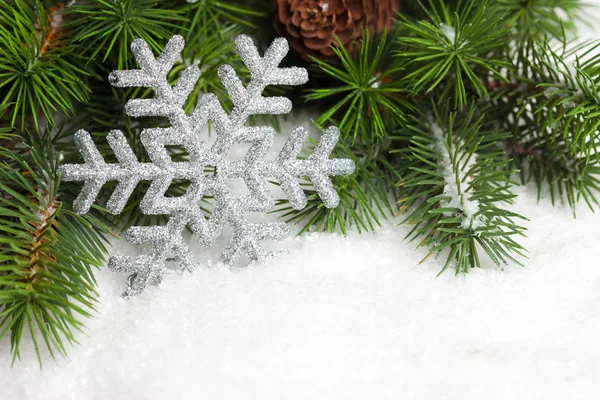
[67,0,186,69]
[495,0,583,39]
[395,0,509,107]
[182,0,266,31]
[0,132,111,367]
[392,105,528,274]
[307,32,413,142]
[491,38,600,215]
[0,0,90,130]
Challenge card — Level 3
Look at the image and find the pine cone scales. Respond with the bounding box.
[273,0,400,61]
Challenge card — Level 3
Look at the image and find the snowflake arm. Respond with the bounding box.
[273,125,355,209]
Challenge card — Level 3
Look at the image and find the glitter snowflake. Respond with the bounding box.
[60,35,355,297]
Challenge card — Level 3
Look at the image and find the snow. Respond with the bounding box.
[440,23,457,46]
[3,6,600,400]
[4,188,600,399]
[430,121,483,230]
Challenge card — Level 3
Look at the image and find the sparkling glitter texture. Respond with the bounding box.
[60,34,355,297]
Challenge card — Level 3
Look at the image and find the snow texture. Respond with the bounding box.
[2,6,600,400]
[440,23,457,45]
[430,121,483,230]
[60,34,354,297]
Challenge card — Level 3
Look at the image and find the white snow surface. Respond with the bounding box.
[3,7,600,400]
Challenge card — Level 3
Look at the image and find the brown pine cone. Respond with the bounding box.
[273,0,400,62]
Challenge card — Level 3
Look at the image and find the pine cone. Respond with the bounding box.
[273,0,400,61]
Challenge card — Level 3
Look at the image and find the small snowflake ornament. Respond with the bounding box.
[61,34,355,297]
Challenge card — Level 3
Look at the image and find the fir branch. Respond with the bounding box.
[395,0,509,107]
[181,0,266,31]
[491,38,600,215]
[507,137,600,215]
[0,0,90,130]
[392,104,527,274]
[495,0,583,39]
[524,39,600,157]
[307,31,413,142]
[0,132,111,367]
[66,0,186,69]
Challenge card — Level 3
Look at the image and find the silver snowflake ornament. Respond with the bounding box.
[60,34,355,297]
